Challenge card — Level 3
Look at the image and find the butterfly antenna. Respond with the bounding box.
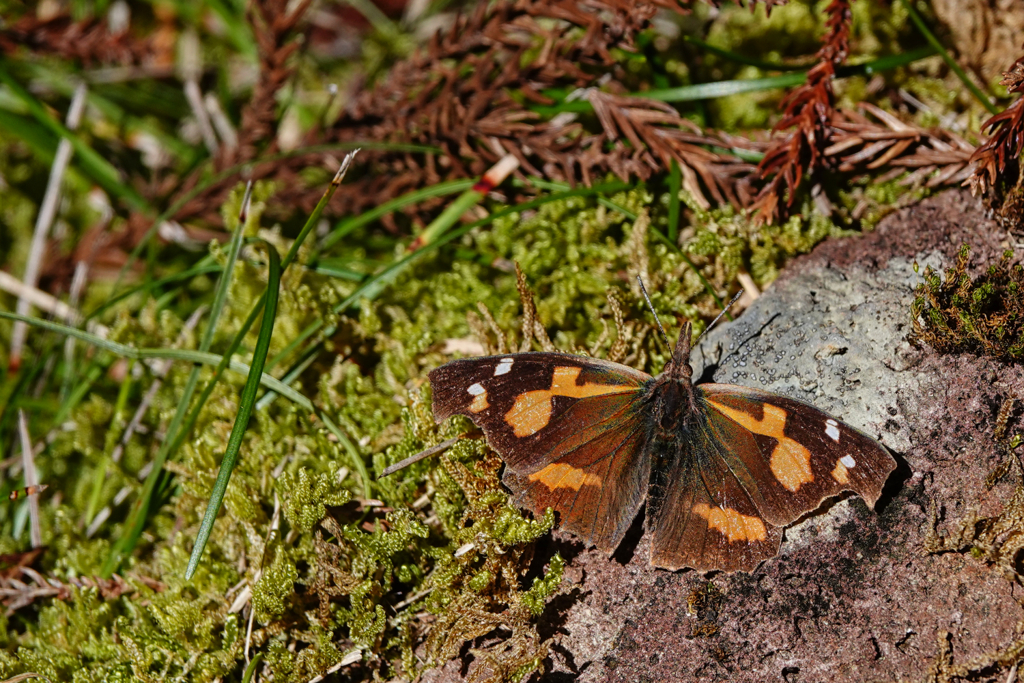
[636,276,671,347]
[695,290,744,346]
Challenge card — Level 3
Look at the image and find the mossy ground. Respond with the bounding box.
[0,180,873,681]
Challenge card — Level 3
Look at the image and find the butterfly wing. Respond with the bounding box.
[430,353,652,473]
[698,383,897,527]
[644,383,895,572]
[429,353,654,551]
[500,414,650,552]
[645,415,783,572]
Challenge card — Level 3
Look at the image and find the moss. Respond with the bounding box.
[251,553,299,622]
[835,176,932,230]
[278,465,351,534]
[686,581,724,638]
[672,192,851,294]
[911,245,1024,359]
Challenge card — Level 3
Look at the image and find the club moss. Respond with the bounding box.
[911,244,1024,359]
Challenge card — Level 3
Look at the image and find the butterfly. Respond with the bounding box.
[428,314,896,572]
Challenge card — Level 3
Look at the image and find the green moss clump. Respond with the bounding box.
[911,245,1024,359]
[671,192,849,293]
[279,465,351,534]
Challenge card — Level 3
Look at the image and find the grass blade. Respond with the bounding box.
[86,258,221,320]
[647,73,807,102]
[0,311,321,418]
[410,156,520,250]
[241,653,264,683]
[533,47,937,115]
[104,185,250,575]
[0,61,150,212]
[682,35,809,72]
[317,178,476,254]
[185,240,280,580]
[282,152,360,269]
[85,364,135,527]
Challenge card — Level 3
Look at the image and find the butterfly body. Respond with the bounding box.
[429,322,896,572]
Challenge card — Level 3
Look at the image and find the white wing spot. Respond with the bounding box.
[840,455,856,468]
[494,358,514,376]
[825,418,840,442]
[468,383,485,395]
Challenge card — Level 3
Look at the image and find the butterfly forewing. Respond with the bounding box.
[429,353,651,474]
[698,384,897,527]
[429,353,653,551]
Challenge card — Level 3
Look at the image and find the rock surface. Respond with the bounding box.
[431,190,1024,682]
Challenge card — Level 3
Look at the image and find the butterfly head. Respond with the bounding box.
[664,320,694,382]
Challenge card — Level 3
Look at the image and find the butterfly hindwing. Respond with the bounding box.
[429,353,653,551]
[645,407,783,572]
[502,415,650,552]
[698,384,897,527]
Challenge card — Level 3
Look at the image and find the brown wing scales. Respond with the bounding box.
[429,353,650,473]
[645,434,783,572]
[504,417,650,552]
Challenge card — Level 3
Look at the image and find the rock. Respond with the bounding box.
[431,190,1024,682]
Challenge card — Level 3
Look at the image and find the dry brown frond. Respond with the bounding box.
[826,104,975,188]
[751,0,852,224]
[967,52,1024,209]
[0,14,159,66]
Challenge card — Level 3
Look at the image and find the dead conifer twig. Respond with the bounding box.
[516,263,538,353]
[752,0,852,224]
[968,51,1024,200]
[475,303,507,355]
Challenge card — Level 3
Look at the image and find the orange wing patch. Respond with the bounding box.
[831,459,850,484]
[504,366,636,437]
[467,383,489,413]
[831,454,857,485]
[527,462,601,491]
[692,503,768,543]
[707,400,814,492]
